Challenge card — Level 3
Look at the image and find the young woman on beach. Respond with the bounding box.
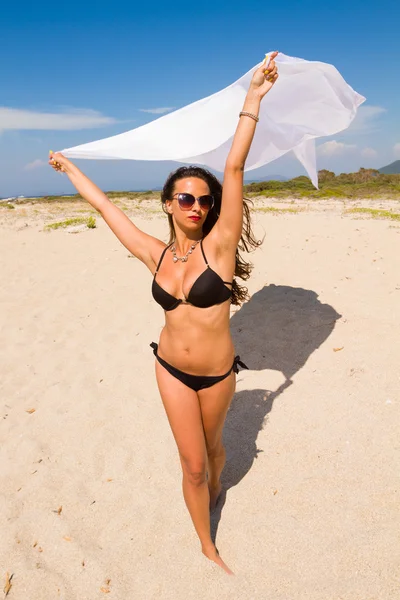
[49,54,278,574]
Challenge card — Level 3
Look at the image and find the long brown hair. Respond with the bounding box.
[160,166,262,306]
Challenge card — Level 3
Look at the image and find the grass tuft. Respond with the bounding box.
[45,216,97,230]
[345,208,400,221]
[86,216,96,228]
[255,206,303,214]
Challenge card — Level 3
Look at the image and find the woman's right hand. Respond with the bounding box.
[48,151,72,174]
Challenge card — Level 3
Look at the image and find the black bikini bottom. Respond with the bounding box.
[150,342,248,392]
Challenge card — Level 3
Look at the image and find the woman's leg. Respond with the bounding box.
[198,372,236,509]
[155,363,211,548]
[155,361,233,574]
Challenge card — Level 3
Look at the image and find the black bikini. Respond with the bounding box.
[150,239,248,391]
[150,342,248,391]
[152,240,232,310]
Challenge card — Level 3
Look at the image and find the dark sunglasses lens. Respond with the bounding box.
[198,195,214,210]
[177,193,195,210]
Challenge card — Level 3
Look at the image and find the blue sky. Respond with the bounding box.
[1,0,399,197]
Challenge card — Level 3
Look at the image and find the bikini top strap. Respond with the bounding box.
[200,239,232,285]
[200,239,209,266]
[154,243,172,275]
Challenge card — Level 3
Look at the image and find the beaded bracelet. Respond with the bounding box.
[239,111,259,122]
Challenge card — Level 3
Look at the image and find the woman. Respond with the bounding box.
[49,53,279,575]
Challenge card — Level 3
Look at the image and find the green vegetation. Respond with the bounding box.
[244,169,400,199]
[255,206,303,214]
[345,208,400,221]
[44,216,97,230]
[15,194,85,205]
[5,169,400,208]
[12,189,158,205]
[105,190,157,201]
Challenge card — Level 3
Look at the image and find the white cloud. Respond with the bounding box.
[318,140,357,156]
[394,143,400,158]
[361,147,378,158]
[139,107,175,114]
[24,159,47,170]
[346,105,386,134]
[0,107,117,130]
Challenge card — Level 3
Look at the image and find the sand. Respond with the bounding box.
[1,198,399,599]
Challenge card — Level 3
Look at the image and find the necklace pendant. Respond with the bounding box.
[171,238,201,265]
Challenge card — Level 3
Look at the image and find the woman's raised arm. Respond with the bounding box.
[48,152,164,270]
[213,53,279,247]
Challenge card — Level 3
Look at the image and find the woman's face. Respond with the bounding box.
[166,177,211,232]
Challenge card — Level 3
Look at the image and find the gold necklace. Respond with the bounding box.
[170,239,201,263]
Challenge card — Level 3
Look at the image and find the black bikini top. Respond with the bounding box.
[152,240,232,311]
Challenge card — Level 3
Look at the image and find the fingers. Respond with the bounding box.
[49,157,64,172]
[48,151,65,172]
[251,52,279,96]
[262,51,278,67]
[262,51,278,81]
[270,72,279,84]
[49,150,65,162]
[264,63,278,83]
[265,64,277,77]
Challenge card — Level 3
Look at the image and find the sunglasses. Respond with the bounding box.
[172,192,214,211]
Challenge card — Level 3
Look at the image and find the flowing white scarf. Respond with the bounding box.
[62,52,365,187]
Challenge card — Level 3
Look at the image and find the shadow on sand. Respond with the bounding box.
[211,283,341,542]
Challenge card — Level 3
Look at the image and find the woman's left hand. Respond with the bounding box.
[249,52,279,99]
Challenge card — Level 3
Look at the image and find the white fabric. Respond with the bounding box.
[61,53,365,187]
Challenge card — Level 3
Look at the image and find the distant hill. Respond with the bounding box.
[379,160,400,174]
[244,174,287,183]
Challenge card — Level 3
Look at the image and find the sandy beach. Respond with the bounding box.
[1,197,399,599]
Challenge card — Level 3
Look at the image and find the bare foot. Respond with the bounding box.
[202,545,234,575]
[208,481,222,511]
